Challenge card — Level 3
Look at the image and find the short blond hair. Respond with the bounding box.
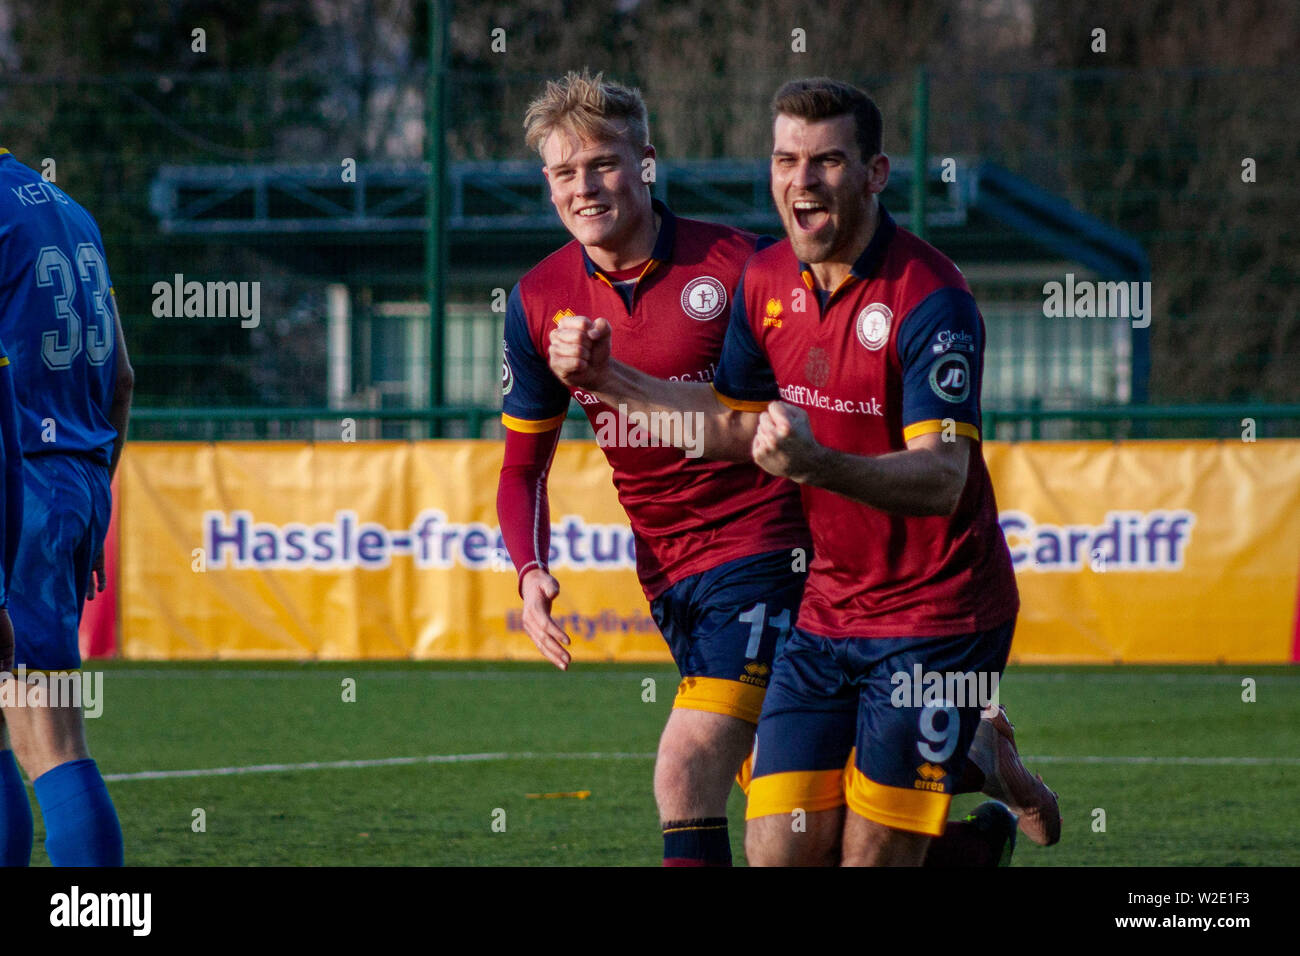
[524,69,649,157]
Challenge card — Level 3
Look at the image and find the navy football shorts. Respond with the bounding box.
[746,618,1016,835]
[9,454,111,672]
[649,548,807,725]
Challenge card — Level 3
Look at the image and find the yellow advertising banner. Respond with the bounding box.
[983,441,1300,663]
[120,439,1300,663]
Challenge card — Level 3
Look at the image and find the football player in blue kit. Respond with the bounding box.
[0,147,134,866]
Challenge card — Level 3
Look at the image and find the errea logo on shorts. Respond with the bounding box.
[680,276,726,320]
[856,303,892,350]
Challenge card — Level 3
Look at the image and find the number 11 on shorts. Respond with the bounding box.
[738,603,791,659]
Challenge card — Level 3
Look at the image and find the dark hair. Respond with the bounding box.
[771,77,883,161]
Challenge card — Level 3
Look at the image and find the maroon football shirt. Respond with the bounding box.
[502,200,810,599]
[713,207,1019,638]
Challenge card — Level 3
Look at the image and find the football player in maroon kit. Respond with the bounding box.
[497,70,809,866]
[547,77,1060,866]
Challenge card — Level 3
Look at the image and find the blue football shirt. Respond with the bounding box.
[0,148,119,464]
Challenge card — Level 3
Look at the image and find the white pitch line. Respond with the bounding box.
[102,751,657,782]
[100,751,1300,783]
[1006,673,1300,684]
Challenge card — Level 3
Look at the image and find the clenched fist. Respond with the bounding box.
[752,401,822,483]
[548,315,612,390]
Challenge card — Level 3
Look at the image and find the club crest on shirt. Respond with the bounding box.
[804,347,830,388]
[680,276,727,321]
[551,307,575,325]
[856,303,893,351]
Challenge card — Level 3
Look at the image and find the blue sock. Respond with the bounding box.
[32,758,123,867]
[0,749,34,866]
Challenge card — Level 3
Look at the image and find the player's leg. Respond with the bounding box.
[921,800,1017,867]
[655,708,756,818]
[942,619,1061,846]
[4,456,122,866]
[3,688,91,776]
[744,627,856,866]
[969,703,1061,845]
[745,805,845,866]
[654,708,756,865]
[841,811,930,866]
[652,549,805,866]
[839,622,1016,867]
[1,687,120,865]
[0,708,36,867]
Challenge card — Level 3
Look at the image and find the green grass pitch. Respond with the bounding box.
[34,661,1300,866]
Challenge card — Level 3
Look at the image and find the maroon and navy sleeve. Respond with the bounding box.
[497,283,569,591]
[496,426,560,593]
[897,287,985,443]
[712,275,779,412]
[501,284,571,433]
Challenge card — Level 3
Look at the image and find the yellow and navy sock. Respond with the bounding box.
[662,817,731,866]
[32,758,123,867]
[0,748,33,866]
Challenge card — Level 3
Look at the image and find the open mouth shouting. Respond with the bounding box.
[791,198,829,233]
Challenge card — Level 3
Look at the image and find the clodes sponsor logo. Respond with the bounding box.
[856,303,892,350]
[932,329,975,354]
[551,307,575,325]
[763,297,784,328]
[680,276,727,320]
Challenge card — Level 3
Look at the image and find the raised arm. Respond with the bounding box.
[751,286,989,517]
[549,314,758,461]
[752,402,969,515]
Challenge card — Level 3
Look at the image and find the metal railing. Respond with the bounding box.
[127,403,1300,443]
